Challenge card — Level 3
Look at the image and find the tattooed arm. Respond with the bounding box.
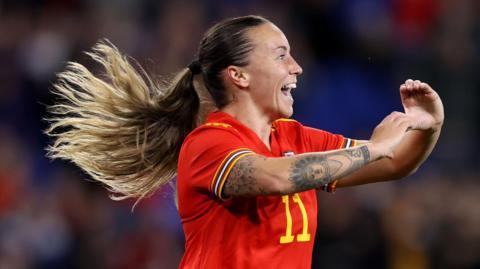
[336,80,444,187]
[223,112,411,197]
[223,145,374,196]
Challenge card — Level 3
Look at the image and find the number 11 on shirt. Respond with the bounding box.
[280,193,311,244]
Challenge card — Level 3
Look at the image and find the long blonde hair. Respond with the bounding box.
[46,15,268,204]
[46,41,202,202]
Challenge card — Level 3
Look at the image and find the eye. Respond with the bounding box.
[278,54,286,60]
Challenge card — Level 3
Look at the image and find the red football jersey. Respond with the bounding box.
[177,111,356,269]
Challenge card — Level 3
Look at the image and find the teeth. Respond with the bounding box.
[282,83,297,90]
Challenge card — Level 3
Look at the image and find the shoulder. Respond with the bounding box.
[180,121,245,156]
[185,121,242,143]
[272,118,306,137]
[274,118,301,125]
[273,118,303,130]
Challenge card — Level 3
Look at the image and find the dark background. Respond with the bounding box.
[0,0,479,268]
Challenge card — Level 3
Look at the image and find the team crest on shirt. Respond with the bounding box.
[283,151,295,157]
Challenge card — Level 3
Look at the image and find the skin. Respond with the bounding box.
[222,22,302,149]
[220,23,444,197]
[336,79,444,187]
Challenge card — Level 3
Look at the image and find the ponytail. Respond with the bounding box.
[46,40,201,203]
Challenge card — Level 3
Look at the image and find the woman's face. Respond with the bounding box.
[242,23,303,120]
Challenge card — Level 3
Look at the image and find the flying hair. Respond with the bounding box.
[45,40,200,205]
[45,15,269,206]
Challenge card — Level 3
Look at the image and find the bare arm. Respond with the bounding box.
[224,145,373,196]
[223,112,410,197]
[336,128,440,187]
[338,79,444,187]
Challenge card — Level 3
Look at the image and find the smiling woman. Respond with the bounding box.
[46,15,444,268]
[224,22,303,124]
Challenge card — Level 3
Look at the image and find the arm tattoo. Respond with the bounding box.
[223,155,265,197]
[288,145,371,192]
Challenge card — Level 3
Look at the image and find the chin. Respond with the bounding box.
[268,106,293,121]
[279,108,294,119]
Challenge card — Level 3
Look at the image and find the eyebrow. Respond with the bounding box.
[274,46,288,52]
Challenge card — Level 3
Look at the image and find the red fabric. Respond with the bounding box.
[177,111,346,269]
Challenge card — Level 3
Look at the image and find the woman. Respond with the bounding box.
[46,15,443,268]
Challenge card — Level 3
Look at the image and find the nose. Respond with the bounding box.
[289,56,303,76]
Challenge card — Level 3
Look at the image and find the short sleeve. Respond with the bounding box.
[178,127,254,200]
[303,126,359,152]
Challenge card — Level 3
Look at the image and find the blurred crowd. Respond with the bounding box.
[0,0,479,268]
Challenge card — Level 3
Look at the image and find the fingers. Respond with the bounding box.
[385,111,406,122]
[394,115,411,131]
[400,79,432,94]
[383,111,412,130]
[371,112,413,159]
[397,116,412,131]
[404,79,422,90]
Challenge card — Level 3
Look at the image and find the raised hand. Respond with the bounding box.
[400,79,444,131]
[370,112,412,159]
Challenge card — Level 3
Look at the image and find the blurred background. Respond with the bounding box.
[0,0,479,268]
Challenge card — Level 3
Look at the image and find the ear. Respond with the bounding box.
[226,66,250,88]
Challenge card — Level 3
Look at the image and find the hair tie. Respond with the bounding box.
[188,60,201,75]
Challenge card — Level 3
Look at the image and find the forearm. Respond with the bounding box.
[280,145,374,193]
[393,126,441,173]
[336,126,442,188]
[224,144,382,197]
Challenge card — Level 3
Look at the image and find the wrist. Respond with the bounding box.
[428,120,443,133]
[364,143,385,161]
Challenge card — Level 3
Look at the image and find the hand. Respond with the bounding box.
[400,79,444,132]
[370,112,412,159]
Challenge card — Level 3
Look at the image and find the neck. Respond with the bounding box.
[221,101,273,150]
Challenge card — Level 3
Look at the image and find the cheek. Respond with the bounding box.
[264,80,283,103]
[249,74,278,98]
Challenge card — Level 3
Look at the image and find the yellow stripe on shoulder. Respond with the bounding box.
[275,118,297,123]
[204,122,232,128]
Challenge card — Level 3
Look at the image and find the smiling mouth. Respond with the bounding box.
[281,83,296,97]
